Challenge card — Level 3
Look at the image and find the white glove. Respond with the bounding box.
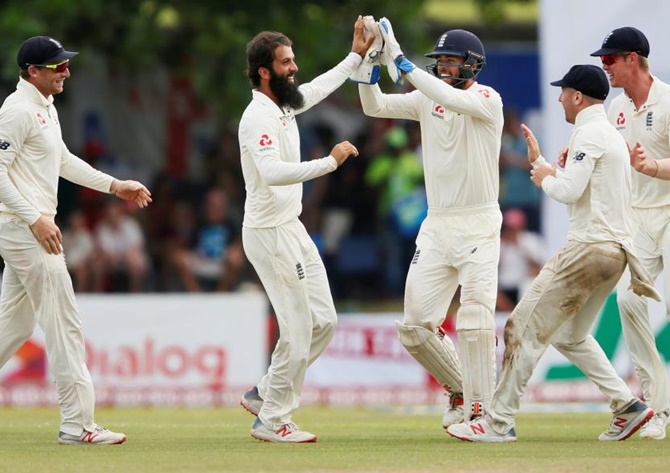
[379,17,416,86]
[349,15,383,84]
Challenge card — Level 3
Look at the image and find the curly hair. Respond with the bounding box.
[245,31,292,88]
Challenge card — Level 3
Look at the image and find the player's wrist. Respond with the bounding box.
[531,155,549,168]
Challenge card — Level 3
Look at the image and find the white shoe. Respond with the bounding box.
[639,411,668,440]
[58,425,127,445]
[442,392,465,428]
[251,417,317,443]
[447,417,517,443]
[598,400,653,441]
[240,386,263,416]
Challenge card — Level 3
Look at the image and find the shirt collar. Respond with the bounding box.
[252,89,288,119]
[574,103,607,127]
[16,78,54,107]
[623,74,659,109]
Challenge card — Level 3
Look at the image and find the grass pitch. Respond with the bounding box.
[0,406,666,473]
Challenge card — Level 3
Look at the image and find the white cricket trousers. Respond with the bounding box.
[404,203,502,328]
[243,220,337,430]
[616,206,670,415]
[0,215,95,436]
[488,241,637,433]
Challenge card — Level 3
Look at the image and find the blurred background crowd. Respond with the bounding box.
[0,0,547,310]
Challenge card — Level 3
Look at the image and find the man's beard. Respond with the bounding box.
[269,69,304,109]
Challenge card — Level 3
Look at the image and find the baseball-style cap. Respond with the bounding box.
[17,36,78,69]
[550,64,609,100]
[590,27,649,58]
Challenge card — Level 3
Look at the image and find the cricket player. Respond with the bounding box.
[358,18,503,428]
[447,64,656,443]
[237,17,373,443]
[591,26,670,440]
[0,36,152,445]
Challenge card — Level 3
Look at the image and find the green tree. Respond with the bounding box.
[0,1,435,124]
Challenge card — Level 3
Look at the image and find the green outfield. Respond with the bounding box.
[0,406,665,473]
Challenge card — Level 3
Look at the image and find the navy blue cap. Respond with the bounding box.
[17,36,78,69]
[550,65,609,100]
[590,27,649,58]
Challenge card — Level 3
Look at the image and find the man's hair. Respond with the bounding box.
[20,69,30,80]
[639,55,649,72]
[245,31,292,88]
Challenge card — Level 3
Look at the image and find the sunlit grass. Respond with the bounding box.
[0,406,664,473]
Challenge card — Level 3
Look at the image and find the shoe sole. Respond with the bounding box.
[251,432,317,443]
[58,436,127,445]
[446,430,516,443]
[240,398,260,416]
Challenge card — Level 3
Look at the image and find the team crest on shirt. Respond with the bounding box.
[646,111,653,131]
[431,104,445,119]
[35,112,47,126]
[477,88,491,99]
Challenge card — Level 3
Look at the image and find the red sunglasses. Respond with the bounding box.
[30,60,69,73]
[600,53,632,67]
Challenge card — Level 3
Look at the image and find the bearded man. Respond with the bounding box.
[236,17,372,443]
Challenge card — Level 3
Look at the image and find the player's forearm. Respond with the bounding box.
[639,158,670,180]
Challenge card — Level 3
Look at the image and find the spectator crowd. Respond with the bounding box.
[0,90,544,304]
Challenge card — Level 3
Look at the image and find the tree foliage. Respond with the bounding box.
[0,0,526,124]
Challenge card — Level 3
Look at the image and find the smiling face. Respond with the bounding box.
[28,61,70,99]
[267,45,304,109]
[558,87,581,124]
[599,52,634,88]
[434,55,470,88]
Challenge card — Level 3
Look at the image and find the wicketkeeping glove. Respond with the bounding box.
[379,17,416,86]
[349,15,383,84]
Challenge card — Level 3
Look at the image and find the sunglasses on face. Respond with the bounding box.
[600,53,631,67]
[29,60,69,73]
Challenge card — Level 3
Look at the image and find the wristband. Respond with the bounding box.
[531,155,550,168]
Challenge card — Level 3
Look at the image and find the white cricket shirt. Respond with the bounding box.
[358,67,503,209]
[607,76,670,208]
[542,104,633,244]
[238,53,361,228]
[0,79,114,225]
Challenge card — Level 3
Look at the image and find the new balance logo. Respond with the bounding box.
[81,432,99,443]
[0,140,9,151]
[469,422,486,435]
[276,426,292,438]
[612,416,627,430]
[296,263,305,280]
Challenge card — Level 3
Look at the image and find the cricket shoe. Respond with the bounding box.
[639,410,669,440]
[598,399,653,441]
[251,417,317,443]
[240,386,263,416]
[442,392,465,428]
[58,425,127,445]
[447,417,517,443]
